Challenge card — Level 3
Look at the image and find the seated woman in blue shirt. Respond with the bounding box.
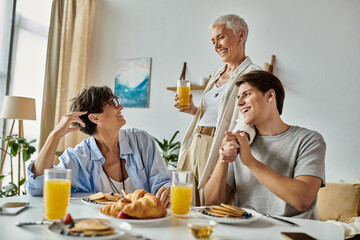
[25,86,171,206]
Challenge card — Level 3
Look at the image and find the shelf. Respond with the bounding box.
[166,85,206,91]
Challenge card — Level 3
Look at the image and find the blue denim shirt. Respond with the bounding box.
[25,128,171,196]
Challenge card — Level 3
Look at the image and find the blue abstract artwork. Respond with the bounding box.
[114,57,151,108]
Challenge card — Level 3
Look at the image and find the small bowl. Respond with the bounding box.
[187,219,217,239]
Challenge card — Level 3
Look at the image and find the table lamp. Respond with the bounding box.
[0,96,36,194]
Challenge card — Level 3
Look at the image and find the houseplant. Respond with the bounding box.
[0,134,36,197]
[154,131,181,168]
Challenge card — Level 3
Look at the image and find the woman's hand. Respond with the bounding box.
[174,94,198,115]
[155,186,171,208]
[33,111,87,178]
[52,111,87,139]
[219,131,240,163]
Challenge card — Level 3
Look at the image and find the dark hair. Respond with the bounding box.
[235,70,285,115]
[70,86,117,135]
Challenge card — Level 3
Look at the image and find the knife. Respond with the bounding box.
[101,221,153,240]
[264,214,299,227]
[190,206,211,210]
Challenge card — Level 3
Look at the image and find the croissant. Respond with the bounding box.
[100,189,167,219]
[100,195,132,216]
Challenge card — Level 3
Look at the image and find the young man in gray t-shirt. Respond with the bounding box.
[204,70,325,219]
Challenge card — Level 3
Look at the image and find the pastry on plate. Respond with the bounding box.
[100,189,167,219]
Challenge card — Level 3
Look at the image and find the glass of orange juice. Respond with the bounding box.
[170,170,193,218]
[177,80,190,109]
[43,169,71,220]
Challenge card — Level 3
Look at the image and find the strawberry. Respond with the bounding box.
[62,213,74,225]
[116,210,129,219]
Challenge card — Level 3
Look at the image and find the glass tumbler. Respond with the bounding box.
[43,169,71,220]
[177,80,190,109]
[170,170,193,218]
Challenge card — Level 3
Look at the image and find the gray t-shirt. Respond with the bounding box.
[227,126,326,219]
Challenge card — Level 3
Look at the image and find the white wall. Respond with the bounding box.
[87,0,360,182]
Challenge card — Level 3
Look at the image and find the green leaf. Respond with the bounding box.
[169,162,177,168]
[18,138,26,144]
[169,131,179,144]
[22,151,30,161]
[169,147,180,154]
[11,143,19,156]
[153,137,164,149]
[169,142,180,149]
[27,146,36,154]
[163,139,168,147]
[5,135,14,141]
[168,153,179,161]
[4,183,16,192]
[0,175,4,179]
[19,178,26,186]
[163,158,169,166]
[22,142,29,148]
[29,139,37,144]
[152,131,180,167]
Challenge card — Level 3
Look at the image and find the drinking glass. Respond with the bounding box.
[43,169,71,220]
[170,170,193,218]
[187,219,217,239]
[177,80,190,109]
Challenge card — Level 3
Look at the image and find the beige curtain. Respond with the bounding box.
[39,0,95,154]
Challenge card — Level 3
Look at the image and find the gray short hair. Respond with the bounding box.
[210,14,249,46]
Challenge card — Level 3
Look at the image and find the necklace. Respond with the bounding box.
[214,78,229,98]
[102,158,125,193]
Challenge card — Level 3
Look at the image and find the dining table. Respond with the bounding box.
[0,194,344,240]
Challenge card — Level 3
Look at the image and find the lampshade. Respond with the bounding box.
[0,96,36,120]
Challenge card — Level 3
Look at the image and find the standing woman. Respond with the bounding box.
[175,14,261,206]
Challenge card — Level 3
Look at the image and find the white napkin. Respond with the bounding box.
[327,217,360,239]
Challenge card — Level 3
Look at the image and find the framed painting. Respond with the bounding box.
[114,57,151,108]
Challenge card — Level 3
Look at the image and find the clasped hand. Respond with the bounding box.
[219,130,252,165]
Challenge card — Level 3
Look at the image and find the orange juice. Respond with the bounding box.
[177,84,190,109]
[170,185,192,215]
[43,179,71,220]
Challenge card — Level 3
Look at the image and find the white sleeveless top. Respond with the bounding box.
[198,81,229,127]
[100,170,136,193]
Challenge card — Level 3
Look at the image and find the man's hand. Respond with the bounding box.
[234,131,253,167]
[174,94,198,115]
[52,111,87,139]
[155,186,170,208]
[233,129,250,141]
[219,131,240,162]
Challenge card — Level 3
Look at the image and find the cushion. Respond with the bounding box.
[317,183,360,222]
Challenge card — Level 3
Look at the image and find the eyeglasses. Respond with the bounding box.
[103,98,120,109]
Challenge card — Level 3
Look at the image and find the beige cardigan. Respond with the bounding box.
[177,57,261,189]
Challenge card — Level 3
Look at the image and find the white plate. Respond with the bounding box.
[99,209,172,224]
[47,218,129,239]
[81,197,110,208]
[193,208,262,224]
